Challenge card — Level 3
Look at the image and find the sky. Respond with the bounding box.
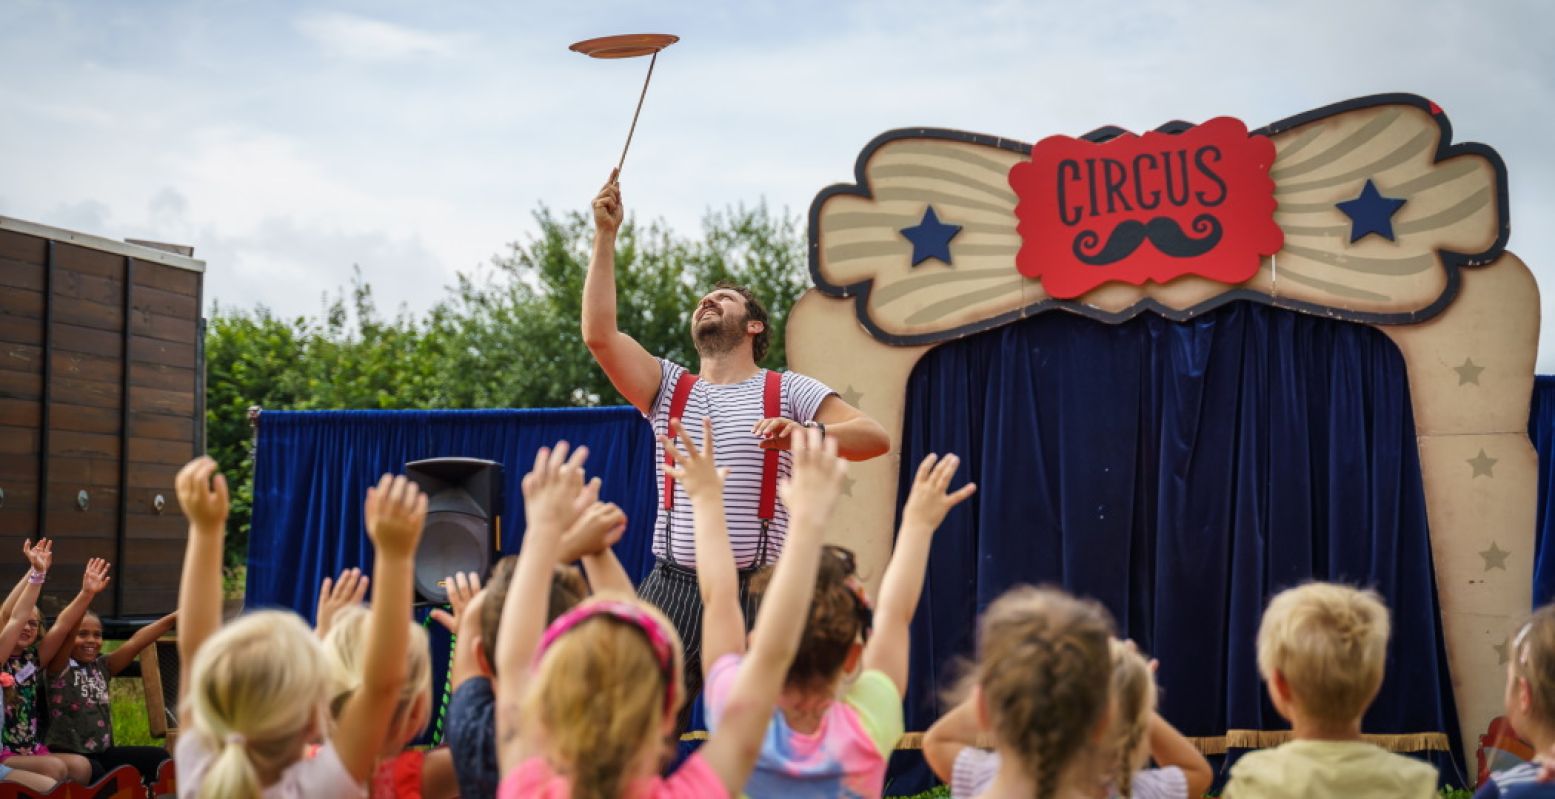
[3,0,1553,366]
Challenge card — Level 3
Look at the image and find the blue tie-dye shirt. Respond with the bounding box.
[705,653,905,799]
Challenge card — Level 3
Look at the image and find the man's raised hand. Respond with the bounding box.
[593,169,623,235]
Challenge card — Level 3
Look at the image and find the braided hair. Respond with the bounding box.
[977,586,1113,799]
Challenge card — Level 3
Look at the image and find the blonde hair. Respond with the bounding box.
[322,604,433,743]
[977,586,1113,799]
[522,593,685,799]
[183,611,332,799]
[1510,604,1555,729]
[1256,582,1390,724]
[1107,642,1156,799]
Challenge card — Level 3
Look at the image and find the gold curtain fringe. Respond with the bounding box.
[1188,730,1449,756]
[700,730,1447,754]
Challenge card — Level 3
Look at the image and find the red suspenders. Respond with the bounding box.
[663,369,782,522]
[664,371,699,511]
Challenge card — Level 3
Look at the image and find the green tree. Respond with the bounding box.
[207,203,807,563]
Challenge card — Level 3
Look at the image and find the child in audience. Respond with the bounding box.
[174,456,425,798]
[0,547,110,784]
[667,417,974,797]
[322,605,456,798]
[1223,582,1437,798]
[0,538,64,793]
[494,432,843,797]
[444,488,631,799]
[926,640,1211,798]
[1476,604,1555,798]
[45,606,178,784]
[963,586,1115,799]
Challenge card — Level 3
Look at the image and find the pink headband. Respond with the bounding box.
[535,600,677,711]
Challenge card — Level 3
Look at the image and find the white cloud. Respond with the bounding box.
[294,11,462,62]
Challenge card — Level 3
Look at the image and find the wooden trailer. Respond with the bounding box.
[0,216,203,618]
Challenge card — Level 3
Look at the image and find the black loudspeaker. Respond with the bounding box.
[405,457,504,604]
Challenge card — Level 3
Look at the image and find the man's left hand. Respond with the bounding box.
[753,417,806,450]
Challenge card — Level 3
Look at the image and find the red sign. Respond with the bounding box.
[1008,117,1283,299]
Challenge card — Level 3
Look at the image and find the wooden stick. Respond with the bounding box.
[617,51,658,174]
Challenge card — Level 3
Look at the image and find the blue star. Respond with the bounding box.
[1336,179,1407,243]
[899,206,961,267]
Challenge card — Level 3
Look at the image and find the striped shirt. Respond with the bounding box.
[1477,763,1555,798]
[648,358,834,568]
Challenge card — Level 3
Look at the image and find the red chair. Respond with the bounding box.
[151,760,174,799]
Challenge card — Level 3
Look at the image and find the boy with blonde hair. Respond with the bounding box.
[1224,582,1438,798]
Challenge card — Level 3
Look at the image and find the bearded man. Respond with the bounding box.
[580,171,890,715]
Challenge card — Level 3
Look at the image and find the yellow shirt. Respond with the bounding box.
[1223,739,1438,799]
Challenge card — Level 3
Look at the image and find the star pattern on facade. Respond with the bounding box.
[1479,541,1510,572]
[839,385,864,407]
[841,475,856,497]
[1494,640,1510,666]
[1454,358,1484,386]
[1467,449,1498,478]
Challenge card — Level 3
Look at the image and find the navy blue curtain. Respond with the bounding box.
[246,407,658,745]
[889,302,1463,793]
[1530,376,1555,606]
[247,407,658,613]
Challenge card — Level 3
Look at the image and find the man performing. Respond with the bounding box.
[581,170,891,712]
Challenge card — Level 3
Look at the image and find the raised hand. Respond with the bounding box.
[559,501,628,563]
[900,453,977,532]
[430,572,482,634]
[23,539,52,574]
[364,474,427,559]
[521,441,591,540]
[593,169,623,235]
[664,418,728,500]
[175,456,230,534]
[81,558,111,595]
[776,426,848,525]
[315,567,370,638]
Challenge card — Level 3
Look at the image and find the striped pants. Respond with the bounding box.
[636,558,762,731]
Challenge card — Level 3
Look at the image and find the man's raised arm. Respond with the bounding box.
[581,169,662,413]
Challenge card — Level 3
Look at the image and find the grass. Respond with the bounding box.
[100,640,162,748]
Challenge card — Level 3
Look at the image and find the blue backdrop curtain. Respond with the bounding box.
[889,301,1463,794]
[1530,376,1555,606]
[245,407,659,745]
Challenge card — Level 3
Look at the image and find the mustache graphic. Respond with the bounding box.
[1072,214,1223,266]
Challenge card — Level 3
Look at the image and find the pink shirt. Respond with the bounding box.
[498,751,728,799]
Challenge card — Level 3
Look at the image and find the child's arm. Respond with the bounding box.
[419,747,460,799]
[43,558,110,670]
[559,497,632,595]
[0,539,47,621]
[0,544,49,659]
[104,611,179,677]
[1146,711,1212,799]
[699,429,845,793]
[864,453,975,694]
[429,571,482,689]
[314,567,369,639]
[923,695,983,784]
[333,474,427,783]
[449,588,488,689]
[175,456,230,707]
[496,442,590,774]
[665,418,744,676]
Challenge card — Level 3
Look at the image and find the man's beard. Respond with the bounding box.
[693,311,746,357]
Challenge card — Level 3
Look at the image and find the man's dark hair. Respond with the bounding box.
[714,279,771,362]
